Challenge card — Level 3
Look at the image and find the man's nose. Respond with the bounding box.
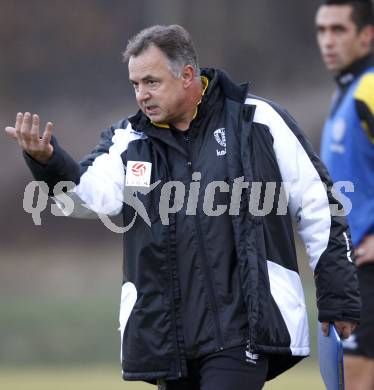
[137,85,151,102]
[321,31,335,48]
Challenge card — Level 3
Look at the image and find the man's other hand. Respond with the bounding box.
[321,320,357,339]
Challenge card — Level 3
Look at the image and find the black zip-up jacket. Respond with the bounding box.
[156,71,249,359]
[25,68,360,382]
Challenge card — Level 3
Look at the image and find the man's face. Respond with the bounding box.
[128,45,187,126]
[316,5,369,73]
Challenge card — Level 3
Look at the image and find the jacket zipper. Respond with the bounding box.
[165,167,183,378]
[185,133,225,351]
[167,241,183,377]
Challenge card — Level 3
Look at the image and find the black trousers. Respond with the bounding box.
[159,345,268,390]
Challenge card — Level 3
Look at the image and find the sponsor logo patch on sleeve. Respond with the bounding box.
[126,161,152,187]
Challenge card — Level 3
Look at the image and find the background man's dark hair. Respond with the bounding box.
[321,0,374,30]
[123,24,200,77]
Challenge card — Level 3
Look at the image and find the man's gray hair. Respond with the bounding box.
[123,25,200,77]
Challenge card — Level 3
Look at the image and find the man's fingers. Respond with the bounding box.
[5,112,24,141]
[15,112,23,135]
[42,121,53,145]
[334,320,357,339]
[339,325,351,339]
[20,112,32,138]
[31,114,40,137]
[4,126,18,140]
[321,321,330,336]
[355,246,370,265]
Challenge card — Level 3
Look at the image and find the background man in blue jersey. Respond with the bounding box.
[316,1,374,388]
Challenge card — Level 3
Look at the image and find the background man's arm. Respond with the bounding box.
[354,74,374,266]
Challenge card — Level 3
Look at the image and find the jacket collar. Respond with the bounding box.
[201,68,249,104]
[335,53,374,88]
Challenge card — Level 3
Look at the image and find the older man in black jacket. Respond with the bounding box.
[5,25,360,390]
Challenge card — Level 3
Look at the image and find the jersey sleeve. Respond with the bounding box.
[354,73,374,142]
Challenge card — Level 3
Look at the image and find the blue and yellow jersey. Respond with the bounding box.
[321,55,374,246]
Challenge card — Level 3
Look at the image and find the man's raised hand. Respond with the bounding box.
[5,112,54,164]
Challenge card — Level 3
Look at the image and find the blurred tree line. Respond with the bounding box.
[1,0,325,102]
[0,0,332,245]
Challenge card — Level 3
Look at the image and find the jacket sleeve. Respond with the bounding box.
[246,96,361,323]
[354,73,374,143]
[23,119,131,218]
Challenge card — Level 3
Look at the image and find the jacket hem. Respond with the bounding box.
[122,370,170,381]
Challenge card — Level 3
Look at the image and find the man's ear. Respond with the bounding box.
[181,65,195,87]
[359,24,374,49]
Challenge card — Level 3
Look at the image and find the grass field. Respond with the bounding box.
[1,245,325,389]
[0,362,324,390]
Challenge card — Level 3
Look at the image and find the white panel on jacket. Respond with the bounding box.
[119,282,138,362]
[246,97,331,271]
[267,260,310,356]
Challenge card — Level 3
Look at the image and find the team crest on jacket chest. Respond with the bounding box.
[213,128,226,156]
